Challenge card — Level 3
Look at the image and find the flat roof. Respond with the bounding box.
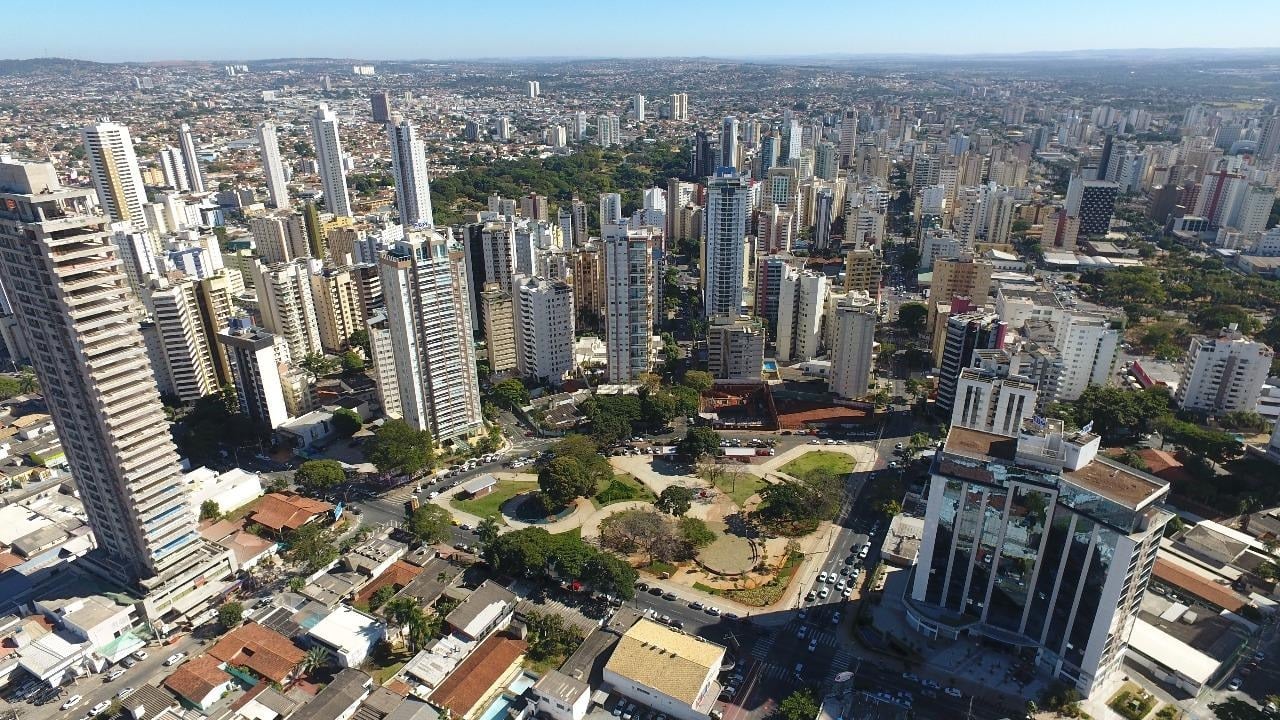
[1128,620,1218,685]
[943,427,1018,462]
[1064,458,1166,509]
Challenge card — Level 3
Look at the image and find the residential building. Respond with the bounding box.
[829,293,877,400]
[929,256,994,333]
[311,265,366,353]
[110,224,159,299]
[370,91,392,123]
[157,146,189,192]
[911,423,1171,696]
[703,170,749,319]
[775,267,827,362]
[1174,324,1273,415]
[217,320,291,430]
[257,121,290,209]
[604,222,659,382]
[843,249,881,297]
[754,254,790,338]
[142,276,219,403]
[479,283,517,374]
[513,275,575,384]
[0,157,234,627]
[82,121,149,231]
[951,349,1038,436]
[311,104,353,217]
[838,109,858,167]
[599,192,623,228]
[177,123,205,193]
[597,114,620,148]
[1054,313,1121,402]
[707,315,764,381]
[720,116,740,171]
[252,258,323,361]
[936,311,1006,418]
[378,228,484,443]
[249,212,309,265]
[572,243,605,333]
[670,92,689,122]
[1065,176,1119,236]
[387,115,434,227]
[366,311,401,419]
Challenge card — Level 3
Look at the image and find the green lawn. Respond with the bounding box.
[706,471,768,507]
[450,479,532,518]
[592,474,656,508]
[780,451,857,479]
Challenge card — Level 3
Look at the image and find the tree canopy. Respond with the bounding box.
[366,419,435,476]
[491,379,530,410]
[1050,385,1172,441]
[406,504,453,545]
[654,485,694,516]
[483,526,636,599]
[677,427,721,460]
[896,302,927,332]
[295,460,346,493]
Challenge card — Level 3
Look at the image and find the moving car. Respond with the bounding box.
[164,652,187,667]
[61,695,83,711]
[106,668,127,681]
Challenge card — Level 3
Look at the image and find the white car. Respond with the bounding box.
[106,668,127,681]
[118,687,136,700]
[807,638,818,652]
[90,701,112,716]
[818,588,830,599]
[61,695,83,711]
[164,652,187,666]
[818,571,829,583]
[131,649,148,660]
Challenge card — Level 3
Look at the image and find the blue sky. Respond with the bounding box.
[15,0,1280,62]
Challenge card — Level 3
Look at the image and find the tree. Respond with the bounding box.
[539,456,597,509]
[1192,305,1259,335]
[655,486,694,516]
[217,601,243,629]
[298,352,340,379]
[348,329,370,356]
[407,504,453,545]
[681,370,714,393]
[199,499,222,521]
[287,576,306,593]
[477,515,501,548]
[340,351,365,374]
[369,584,397,611]
[639,390,679,429]
[491,379,530,410]
[525,612,585,662]
[0,376,23,400]
[366,419,435,476]
[484,527,555,578]
[294,460,346,493]
[299,646,329,676]
[598,508,684,564]
[895,302,927,332]
[778,689,819,720]
[677,517,715,548]
[332,408,362,438]
[286,523,338,572]
[17,367,39,394]
[677,427,721,460]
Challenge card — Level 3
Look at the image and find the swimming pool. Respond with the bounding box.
[475,672,539,720]
[763,360,778,372]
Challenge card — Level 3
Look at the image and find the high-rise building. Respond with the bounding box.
[936,311,1006,417]
[310,104,353,217]
[142,276,219,403]
[754,255,790,338]
[670,92,689,122]
[249,212,309,265]
[217,321,291,430]
[838,110,858,168]
[527,80,540,99]
[370,91,392,123]
[252,259,322,361]
[776,267,827,362]
[520,193,549,222]
[570,197,588,247]
[1174,324,1273,415]
[1053,312,1121,401]
[597,114,621,148]
[691,129,717,180]
[366,311,402,419]
[814,142,838,182]
[707,315,764,380]
[496,116,513,141]
[632,94,646,122]
[604,222,660,383]
[0,157,234,622]
[1258,114,1280,161]
[843,250,882,298]
[1065,176,1118,236]
[703,170,749,319]
[599,192,623,229]
[110,224,160,299]
[720,116,740,171]
[387,116,434,227]
[257,121,291,209]
[951,349,1038,436]
[929,256,995,333]
[157,146,190,191]
[913,422,1171,696]
[82,121,149,231]
[813,187,836,251]
[177,123,205,193]
[378,228,483,443]
[829,293,877,400]
[513,275,576,384]
[311,265,366,353]
[479,283,517,374]
[572,243,606,334]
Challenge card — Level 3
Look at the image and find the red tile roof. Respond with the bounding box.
[251,493,334,533]
[163,655,231,703]
[1153,557,1245,612]
[208,622,305,684]
[353,560,422,605]
[429,636,527,718]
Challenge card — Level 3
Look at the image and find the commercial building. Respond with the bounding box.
[81,121,149,232]
[910,422,1172,696]
[1066,177,1119,236]
[603,618,725,720]
[703,171,750,319]
[378,228,484,443]
[828,293,877,400]
[513,275,576,384]
[707,315,764,381]
[604,222,660,382]
[0,157,234,630]
[311,104,353,217]
[1174,324,1273,415]
[387,115,434,227]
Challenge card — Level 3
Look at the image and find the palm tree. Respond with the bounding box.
[16,367,38,394]
[298,646,328,678]
[477,516,501,548]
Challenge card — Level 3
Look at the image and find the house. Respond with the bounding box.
[353,560,423,607]
[531,669,591,720]
[1135,449,1194,485]
[459,474,498,499]
[120,684,184,720]
[186,466,264,516]
[290,668,373,720]
[444,581,517,641]
[226,684,298,720]
[428,635,528,720]
[307,606,386,667]
[343,534,409,578]
[602,618,725,720]
[207,622,305,685]
[879,515,925,567]
[200,518,278,570]
[250,493,334,536]
[276,410,339,451]
[164,654,236,710]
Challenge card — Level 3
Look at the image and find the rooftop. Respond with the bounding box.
[292,668,374,720]
[207,621,305,683]
[428,635,527,718]
[1063,457,1166,509]
[604,618,724,706]
[251,493,334,533]
[163,654,231,702]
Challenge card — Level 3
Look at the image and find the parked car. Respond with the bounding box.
[164,652,186,667]
[61,695,83,711]
[90,700,111,715]
[106,668,126,681]
[131,650,148,661]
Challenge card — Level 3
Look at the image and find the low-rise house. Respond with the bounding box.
[277,410,339,451]
[444,581,517,642]
[200,518,278,570]
[208,622,305,686]
[164,654,235,711]
[250,493,334,536]
[602,618,725,720]
[343,534,409,579]
[307,606,386,668]
[531,669,591,720]
[427,635,528,720]
[291,668,373,720]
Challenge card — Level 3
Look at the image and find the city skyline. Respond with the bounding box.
[7,0,1280,62]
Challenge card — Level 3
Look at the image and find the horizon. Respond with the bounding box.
[13,0,1280,63]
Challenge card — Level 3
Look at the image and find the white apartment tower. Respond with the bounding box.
[599,192,623,228]
[670,93,689,122]
[217,321,292,430]
[387,115,434,227]
[597,114,621,148]
[378,229,484,443]
[310,104,353,217]
[720,116,740,171]
[1175,324,1273,415]
[513,275,576,384]
[1053,313,1121,401]
[0,157,234,619]
[632,94,646,122]
[775,267,827,362]
[177,123,205,193]
[142,276,219,403]
[249,213,309,265]
[366,311,402,420]
[82,121,149,232]
[604,221,659,383]
[257,121,291,209]
[951,350,1038,437]
[829,293,877,400]
[703,170,749,319]
[157,146,190,191]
